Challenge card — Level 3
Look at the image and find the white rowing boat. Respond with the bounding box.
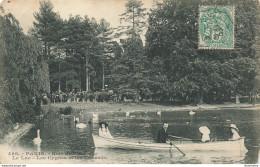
[92,134,248,153]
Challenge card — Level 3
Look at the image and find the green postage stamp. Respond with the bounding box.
[199,6,234,49]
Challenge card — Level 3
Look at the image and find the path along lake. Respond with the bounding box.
[11,108,260,164]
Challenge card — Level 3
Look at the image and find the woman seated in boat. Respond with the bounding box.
[229,124,240,140]
[199,126,211,142]
[99,121,113,139]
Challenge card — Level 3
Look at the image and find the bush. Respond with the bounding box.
[59,106,72,115]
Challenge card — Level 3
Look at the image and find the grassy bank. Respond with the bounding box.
[46,101,258,113]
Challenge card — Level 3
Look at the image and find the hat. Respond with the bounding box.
[99,121,108,128]
[199,126,210,135]
[229,124,238,131]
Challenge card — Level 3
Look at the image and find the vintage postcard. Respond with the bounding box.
[0,0,259,165]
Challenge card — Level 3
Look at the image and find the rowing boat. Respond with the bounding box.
[92,134,248,153]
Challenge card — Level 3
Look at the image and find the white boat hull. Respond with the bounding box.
[92,134,248,153]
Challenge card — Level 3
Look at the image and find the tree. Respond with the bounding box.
[0,13,49,137]
[145,0,259,104]
[96,18,114,90]
[30,0,63,61]
[58,15,98,92]
[117,0,147,36]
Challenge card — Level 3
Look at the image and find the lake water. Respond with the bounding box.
[13,108,260,164]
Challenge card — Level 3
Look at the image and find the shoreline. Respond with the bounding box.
[47,102,260,113]
[0,123,34,146]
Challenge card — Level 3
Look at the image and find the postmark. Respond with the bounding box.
[199,6,234,49]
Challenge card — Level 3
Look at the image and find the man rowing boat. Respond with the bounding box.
[156,122,169,143]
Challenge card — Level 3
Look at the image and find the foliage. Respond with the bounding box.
[117,0,147,36]
[59,106,72,115]
[30,0,63,60]
[145,0,259,104]
[0,13,49,137]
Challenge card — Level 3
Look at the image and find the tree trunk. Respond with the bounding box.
[88,74,90,91]
[79,67,81,92]
[92,76,95,91]
[102,62,105,90]
[132,7,135,30]
[235,93,240,104]
[44,41,47,59]
[196,90,204,104]
[58,60,61,93]
[86,57,89,92]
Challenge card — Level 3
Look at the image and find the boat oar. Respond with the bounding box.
[168,140,186,156]
[168,135,192,141]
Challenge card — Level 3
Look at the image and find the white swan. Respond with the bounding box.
[126,111,130,117]
[189,110,196,115]
[73,116,80,124]
[33,129,42,145]
[76,123,87,128]
[74,116,87,128]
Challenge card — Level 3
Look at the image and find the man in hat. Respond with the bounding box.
[156,122,169,143]
[229,124,240,140]
[99,121,113,139]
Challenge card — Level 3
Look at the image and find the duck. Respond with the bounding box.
[156,111,161,116]
[33,129,42,145]
[189,110,196,115]
[13,123,19,130]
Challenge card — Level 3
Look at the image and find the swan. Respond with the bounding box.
[74,116,87,128]
[126,111,130,117]
[76,123,87,128]
[13,123,19,130]
[189,110,196,115]
[73,116,80,124]
[33,129,42,145]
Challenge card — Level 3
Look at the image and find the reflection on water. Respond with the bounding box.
[11,108,260,164]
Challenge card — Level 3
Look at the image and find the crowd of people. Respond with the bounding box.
[32,90,138,105]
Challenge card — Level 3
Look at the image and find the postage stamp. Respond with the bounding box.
[199,6,235,49]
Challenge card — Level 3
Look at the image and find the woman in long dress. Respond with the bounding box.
[199,126,211,142]
[99,121,113,139]
[229,124,240,140]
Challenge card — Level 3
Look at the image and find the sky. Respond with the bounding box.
[0,0,154,36]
